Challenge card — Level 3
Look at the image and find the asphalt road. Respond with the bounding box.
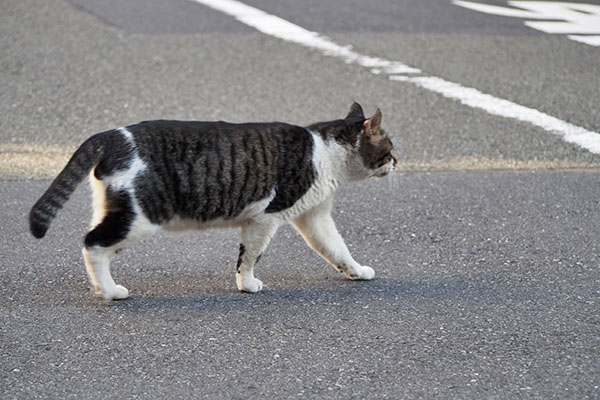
[2,171,599,398]
[1,0,599,398]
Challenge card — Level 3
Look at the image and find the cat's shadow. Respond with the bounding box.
[98,280,375,312]
[96,275,505,313]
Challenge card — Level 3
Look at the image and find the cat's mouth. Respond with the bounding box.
[374,159,396,178]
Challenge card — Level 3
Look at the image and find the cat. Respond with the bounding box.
[29,102,397,301]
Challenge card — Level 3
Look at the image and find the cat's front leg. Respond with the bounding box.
[292,195,375,281]
[236,219,279,293]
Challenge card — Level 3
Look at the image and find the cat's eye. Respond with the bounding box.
[377,153,392,167]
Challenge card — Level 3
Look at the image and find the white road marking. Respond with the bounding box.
[190,0,419,74]
[568,35,600,46]
[190,0,600,155]
[390,76,600,153]
[453,1,600,44]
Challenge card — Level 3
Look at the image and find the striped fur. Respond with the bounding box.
[29,131,109,238]
[29,103,396,300]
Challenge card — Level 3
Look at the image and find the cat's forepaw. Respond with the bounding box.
[237,274,263,293]
[350,266,376,281]
[100,284,129,301]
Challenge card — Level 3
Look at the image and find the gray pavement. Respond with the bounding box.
[2,0,600,398]
[69,0,535,35]
[2,171,599,398]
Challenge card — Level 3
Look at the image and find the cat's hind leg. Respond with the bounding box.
[236,219,279,293]
[83,188,157,300]
[292,195,375,281]
[83,246,128,300]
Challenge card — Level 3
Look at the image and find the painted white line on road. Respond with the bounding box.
[191,0,420,74]
[568,35,600,46]
[453,1,600,46]
[390,76,600,153]
[190,0,600,155]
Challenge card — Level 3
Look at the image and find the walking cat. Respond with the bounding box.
[29,102,396,300]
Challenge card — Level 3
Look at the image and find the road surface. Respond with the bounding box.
[1,0,599,398]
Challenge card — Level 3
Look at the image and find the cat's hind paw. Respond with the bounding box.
[237,275,264,293]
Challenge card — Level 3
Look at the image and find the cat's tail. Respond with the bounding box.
[29,133,107,239]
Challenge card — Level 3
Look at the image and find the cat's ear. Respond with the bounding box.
[363,109,383,137]
[345,102,365,121]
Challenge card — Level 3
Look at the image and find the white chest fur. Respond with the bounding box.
[270,131,348,222]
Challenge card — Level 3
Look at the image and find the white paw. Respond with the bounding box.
[348,266,375,281]
[101,284,129,301]
[237,274,263,293]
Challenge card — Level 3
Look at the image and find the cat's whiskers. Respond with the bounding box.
[385,169,397,192]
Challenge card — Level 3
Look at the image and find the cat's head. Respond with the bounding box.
[345,102,397,180]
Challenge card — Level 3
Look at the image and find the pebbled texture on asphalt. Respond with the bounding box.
[1,171,598,398]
